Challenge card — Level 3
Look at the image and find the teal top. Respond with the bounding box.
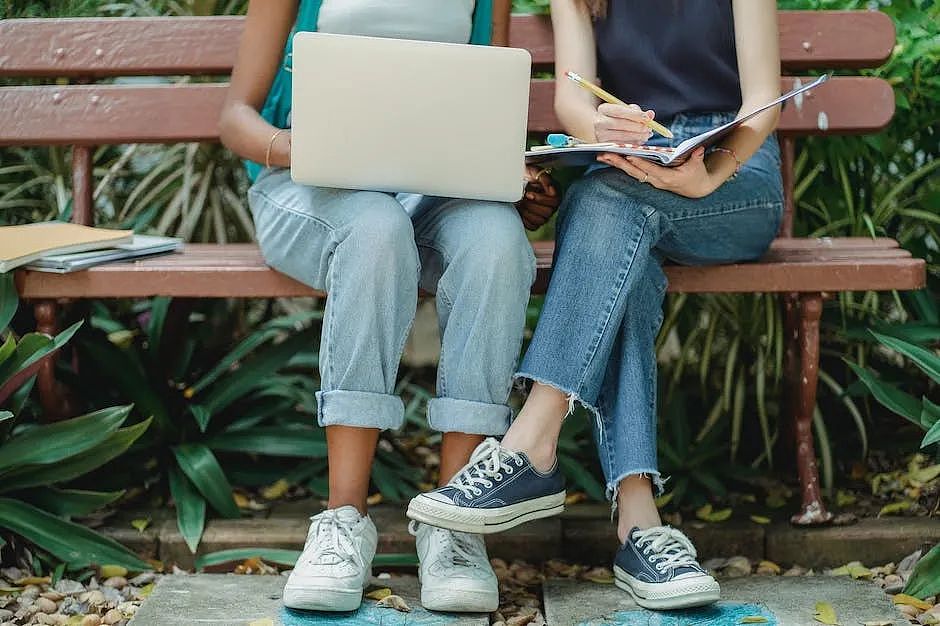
[246,0,494,180]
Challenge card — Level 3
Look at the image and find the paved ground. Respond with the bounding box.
[129,574,488,626]
[543,577,904,626]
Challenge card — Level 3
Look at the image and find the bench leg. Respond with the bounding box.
[778,292,800,473]
[34,300,75,421]
[790,293,833,526]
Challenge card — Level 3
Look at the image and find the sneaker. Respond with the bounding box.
[411,521,499,612]
[282,506,377,612]
[613,526,720,610]
[407,437,566,534]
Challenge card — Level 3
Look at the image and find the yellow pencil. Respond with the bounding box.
[566,71,673,139]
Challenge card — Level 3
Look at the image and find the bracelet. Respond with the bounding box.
[711,146,742,178]
[265,128,289,169]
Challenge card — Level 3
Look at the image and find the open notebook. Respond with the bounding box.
[526,74,829,167]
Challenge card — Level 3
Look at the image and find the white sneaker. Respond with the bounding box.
[411,521,499,612]
[283,506,377,611]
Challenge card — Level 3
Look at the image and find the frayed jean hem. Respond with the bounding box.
[316,389,405,431]
[513,371,604,433]
[608,469,666,520]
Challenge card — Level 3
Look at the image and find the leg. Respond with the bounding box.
[439,433,484,485]
[791,293,833,525]
[327,426,380,513]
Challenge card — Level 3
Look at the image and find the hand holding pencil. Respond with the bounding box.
[567,71,674,141]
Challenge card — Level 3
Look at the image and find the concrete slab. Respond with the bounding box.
[130,574,487,626]
[543,576,903,626]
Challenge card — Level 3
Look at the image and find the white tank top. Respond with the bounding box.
[317,0,476,44]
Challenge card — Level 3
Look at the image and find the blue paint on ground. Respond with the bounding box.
[281,605,466,625]
[576,602,777,626]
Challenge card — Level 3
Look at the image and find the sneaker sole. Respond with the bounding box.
[283,586,363,612]
[420,585,499,613]
[407,491,566,534]
[613,565,720,610]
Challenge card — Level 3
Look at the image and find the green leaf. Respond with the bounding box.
[847,362,924,428]
[198,327,319,417]
[0,418,152,492]
[146,297,171,364]
[206,426,327,458]
[17,487,124,517]
[904,544,940,600]
[0,406,131,473]
[0,334,16,366]
[0,411,11,423]
[173,444,240,518]
[0,273,17,332]
[168,464,206,554]
[923,397,940,428]
[191,405,212,433]
[0,497,148,570]
[871,330,940,384]
[195,548,301,570]
[0,322,81,388]
[557,454,605,501]
[922,420,940,448]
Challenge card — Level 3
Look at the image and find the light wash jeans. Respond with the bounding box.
[249,168,536,435]
[517,112,784,501]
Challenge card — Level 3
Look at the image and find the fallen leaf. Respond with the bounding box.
[248,620,275,626]
[582,567,614,584]
[260,479,290,501]
[0,586,22,593]
[757,560,781,575]
[365,587,392,600]
[565,492,587,506]
[138,583,155,598]
[131,518,151,533]
[835,490,856,507]
[366,493,384,506]
[696,504,732,522]
[740,618,769,624]
[911,464,940,484]
[376,594,411,612]
[750,515,771,525]
[892,593,932,611]
[654,492,674,508]
[233,492,251,508]
[860,621,894,626]
[146,558,165,572]
[878,501,912,517]
[814,601,839,625]
[14,576,50,585]
[99,565,128,579]
[847,563,873,580]
[67,616,84,626]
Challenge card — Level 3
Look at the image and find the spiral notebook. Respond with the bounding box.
[526,74,830,167]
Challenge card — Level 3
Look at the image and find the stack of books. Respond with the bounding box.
[0,223,182,274]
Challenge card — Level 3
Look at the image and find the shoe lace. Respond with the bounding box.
[632,526,699,573]
[449,438,525,500]
[409,521,480,568]
[305,509,363,569]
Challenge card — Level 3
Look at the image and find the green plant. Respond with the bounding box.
[73,298,326,552]
[904,544,940,600]
[0,275,149,571]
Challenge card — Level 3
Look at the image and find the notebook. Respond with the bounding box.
[526,74,830,167]
[0,223,134,273]
[25,235,182,273]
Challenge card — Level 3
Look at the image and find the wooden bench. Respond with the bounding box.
[0,5,924,525]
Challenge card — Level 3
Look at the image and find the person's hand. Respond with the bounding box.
[594,104,656,145]
[597,147,722,199]
[517,165,560,230]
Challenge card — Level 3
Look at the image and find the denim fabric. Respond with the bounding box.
[249,169,536,434]
[517,112,783,499]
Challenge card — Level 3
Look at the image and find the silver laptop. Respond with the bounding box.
[290,32,532,203]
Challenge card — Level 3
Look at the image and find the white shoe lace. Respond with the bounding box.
[632,526,700,573]
[304,509,364,569]
[410,521,483,569]
[449,438,525,500]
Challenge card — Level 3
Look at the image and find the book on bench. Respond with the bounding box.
[526,74,829,168]
[25,234,183,274]
[0,222,134,273]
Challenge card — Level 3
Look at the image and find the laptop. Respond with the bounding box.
[290,32,532,203]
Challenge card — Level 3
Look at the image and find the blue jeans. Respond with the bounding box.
[248,169,536,435]
[517,112,784,500]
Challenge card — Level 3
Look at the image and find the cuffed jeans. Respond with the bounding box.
[517,112,784,500]
[249,169,536,435]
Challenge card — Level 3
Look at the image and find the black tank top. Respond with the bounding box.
[593,0,742,123]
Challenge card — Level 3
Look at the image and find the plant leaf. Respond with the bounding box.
[892,593,932,611]
[16,487,124,517]
[813,601,839,625]
[0,334,16,366]
[0,273,17,332]
[922,420,940,447]
[0,405,131,473]
[190,405,212,434]
[871,330,940,384]
[173,444,240,518]
[0,321,81,383]
[903,544,940,600]
[195,548,300,570]
[206,426,327,458]
[168,464,206,554]
[0,497,148,570]
[0,418,152,492]
[847,362,924,428]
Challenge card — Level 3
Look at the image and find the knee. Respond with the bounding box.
[453,203,536,287]
[342,193,418,267]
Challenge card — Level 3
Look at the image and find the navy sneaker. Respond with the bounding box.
[407,438,566,534]
[614,526,720,610]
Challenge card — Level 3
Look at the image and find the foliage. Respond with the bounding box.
[904,543,940,600]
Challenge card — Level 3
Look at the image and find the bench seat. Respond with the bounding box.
[16,238,924,299]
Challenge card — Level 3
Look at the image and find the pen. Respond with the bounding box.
[566,71,674,139]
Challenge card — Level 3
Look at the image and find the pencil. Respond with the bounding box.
[566,71,674,139]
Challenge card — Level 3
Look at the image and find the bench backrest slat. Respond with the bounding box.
[0,11,894,77]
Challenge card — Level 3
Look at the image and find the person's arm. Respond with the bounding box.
[218,0,298,168]
[600,0,781,197]
[551,0,652,144]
